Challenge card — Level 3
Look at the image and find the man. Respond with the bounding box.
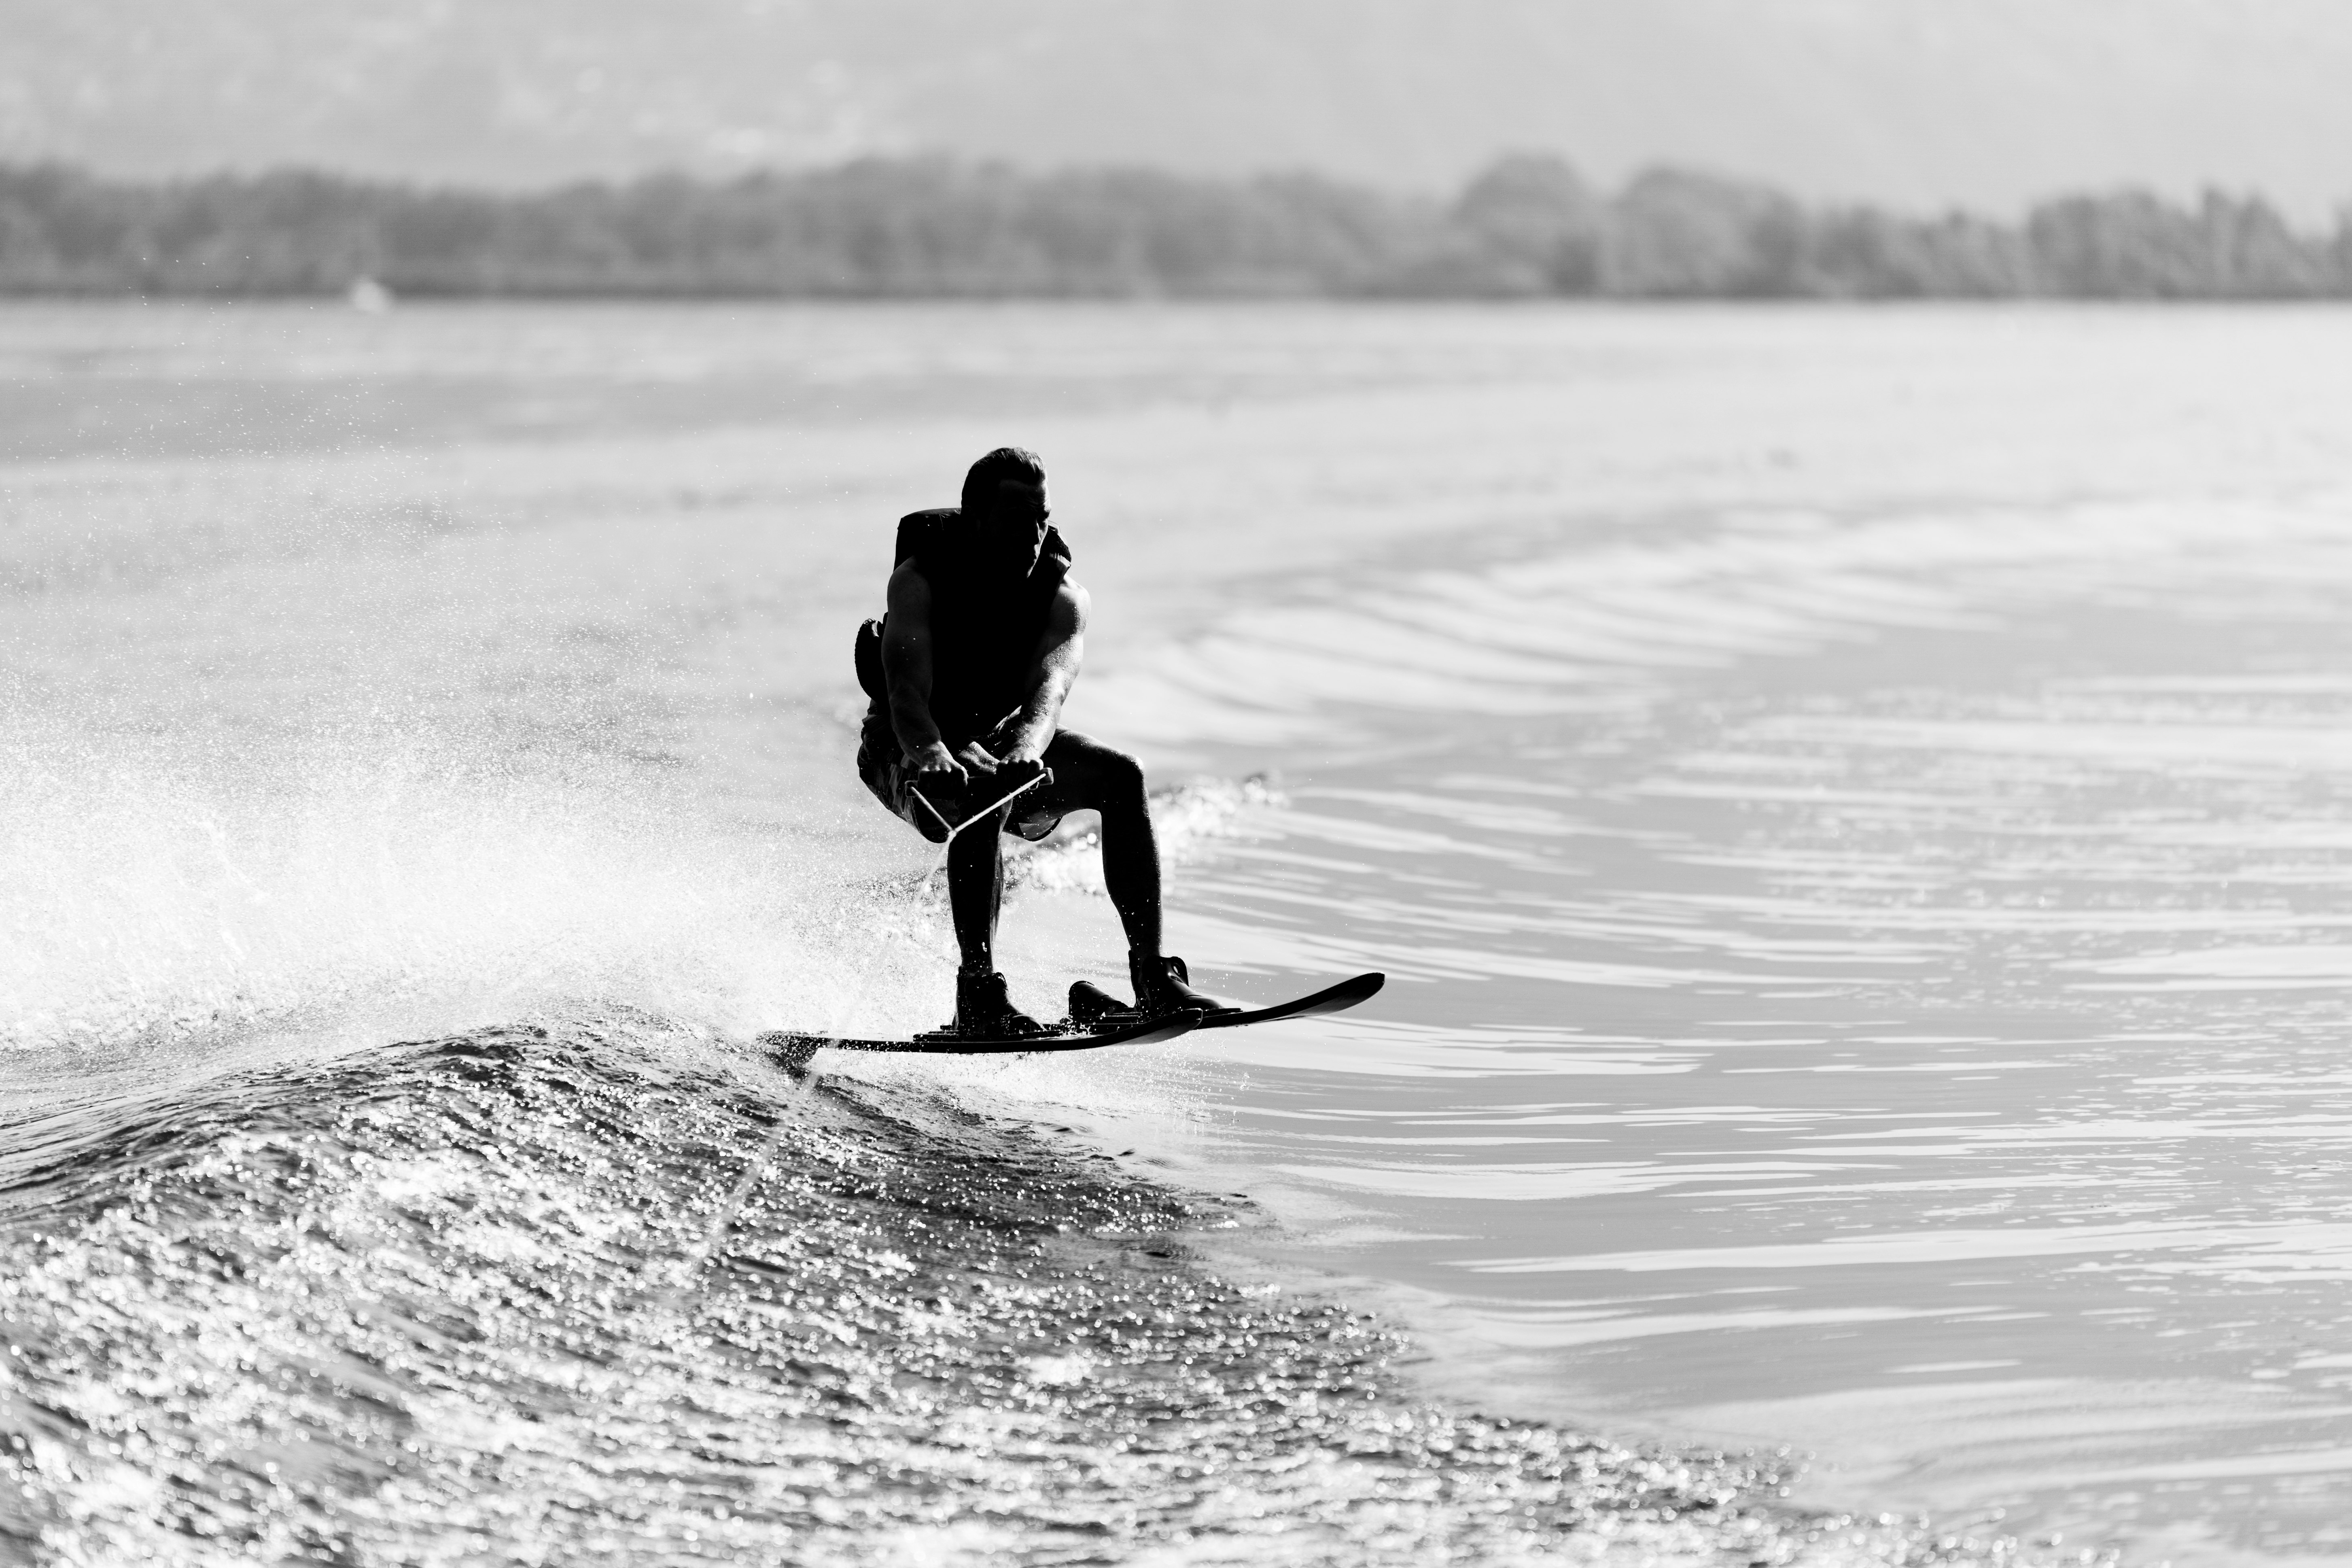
[855,447,1228,1035]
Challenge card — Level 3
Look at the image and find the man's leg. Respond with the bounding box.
[1038,733,1230,1015]
[945,807,1007,970]
[942,811,1047,1034]
[1038,732,1160,957]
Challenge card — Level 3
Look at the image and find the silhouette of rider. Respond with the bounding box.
[855,447,1228,1034]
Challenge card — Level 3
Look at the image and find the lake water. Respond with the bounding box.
[7,300,2352,1566]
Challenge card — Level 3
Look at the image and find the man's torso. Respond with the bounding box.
[874,507,1073,747]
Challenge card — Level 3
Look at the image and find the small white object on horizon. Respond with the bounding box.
[347,275,394,314]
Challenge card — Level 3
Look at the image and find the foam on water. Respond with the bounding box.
[0,707,913,1061]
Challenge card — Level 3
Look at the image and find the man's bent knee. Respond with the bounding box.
[1099,746,1145,796]
[1049,732,1146,806]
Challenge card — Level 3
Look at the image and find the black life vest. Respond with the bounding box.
[854,508,1073,745]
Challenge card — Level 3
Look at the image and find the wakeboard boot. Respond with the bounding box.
[1067,978,1137,1027]
[953,966,1050,1039]
[1129,952,1239,1020]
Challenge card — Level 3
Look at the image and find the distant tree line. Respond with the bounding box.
[3,154,2349,300]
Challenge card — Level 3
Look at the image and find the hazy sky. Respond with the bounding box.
[7,0,2351,214]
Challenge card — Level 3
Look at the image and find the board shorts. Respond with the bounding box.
[857,709,1068,845]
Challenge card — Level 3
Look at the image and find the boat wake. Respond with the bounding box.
[0,1016,1852,1566]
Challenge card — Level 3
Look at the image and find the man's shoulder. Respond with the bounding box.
[884,557,934,615]
[895,507,961,566]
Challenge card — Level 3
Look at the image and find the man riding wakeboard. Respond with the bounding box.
[854,446,1231,1037]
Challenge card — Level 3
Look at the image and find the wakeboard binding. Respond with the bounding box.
[1071,954,1239,1027]
[941,966,1051,1042]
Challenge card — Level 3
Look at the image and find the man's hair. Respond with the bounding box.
[961,447,1046,516]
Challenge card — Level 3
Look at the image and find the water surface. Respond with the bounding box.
[9,300,2352,1565]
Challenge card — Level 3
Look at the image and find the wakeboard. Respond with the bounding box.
[1068,969,1385,1032]
[761,1009,1199,1070]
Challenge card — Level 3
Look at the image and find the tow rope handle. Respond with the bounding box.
[907,768,1050,844]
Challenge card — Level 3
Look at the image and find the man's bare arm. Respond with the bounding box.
[880,564,967,781]
[995,581,1089,766]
